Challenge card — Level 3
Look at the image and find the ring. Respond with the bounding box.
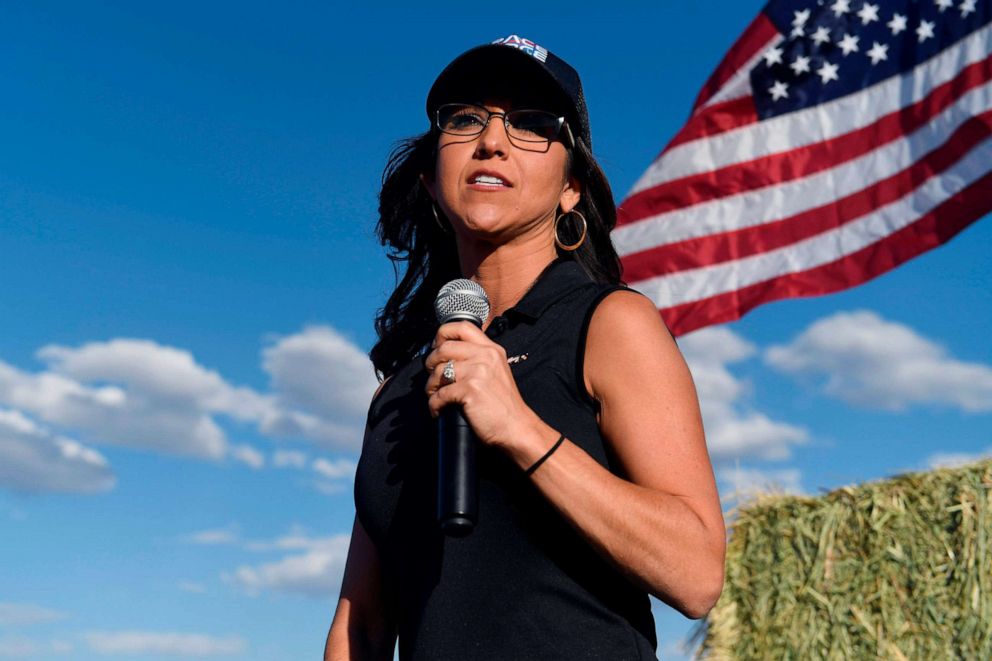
[441,360,456,385]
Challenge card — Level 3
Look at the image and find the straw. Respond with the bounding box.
[696,459,992,659]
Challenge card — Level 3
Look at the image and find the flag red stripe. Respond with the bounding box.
[620,56,992,226]
[661,96,759,153]
[691,13,780,112]
[654,171,992,336]
[621,109,992,282]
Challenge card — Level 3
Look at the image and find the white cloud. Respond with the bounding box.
[926,448,992,470]
[0,325,375,466]
[658,639,694,661]
[679,326,757,366]
[0,637,37,658]
[183,526,240,546]
[83,631,245,656]
[258,409,360,449]
[309,457,358,496]
[230,444,264,470]
[0,342,236,458]
[313,480,349,496]
[51,640,72,654]
[178,581,206,594]
[312,458,357,480]
[766,310,992,412]
[228,529,351,597]
[706,414,809,462]
[241,525,327,552]
[0,637,71,657]
[0,408,115,494]
[717,466,804,502]
[679,328,809,462]
[268,448,357,496]
[259,326,376,449]
[0,602,66,626]
[263,326,377,423]
[38,340,247,413]
[272,449,308,469]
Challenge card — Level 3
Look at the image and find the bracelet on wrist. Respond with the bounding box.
[524,432,566,476]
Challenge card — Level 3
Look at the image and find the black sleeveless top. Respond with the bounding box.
[355,258,658,660]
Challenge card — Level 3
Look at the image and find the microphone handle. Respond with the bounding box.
[437,405,477,536]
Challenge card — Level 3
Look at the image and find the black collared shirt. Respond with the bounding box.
[355,258,657,660]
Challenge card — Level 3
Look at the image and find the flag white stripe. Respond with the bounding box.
[629,24,992,195]
[613,81,992,256]
[696,35,783,111]
[630,135,992,308]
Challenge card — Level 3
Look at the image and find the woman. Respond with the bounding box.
[325,36,725,660]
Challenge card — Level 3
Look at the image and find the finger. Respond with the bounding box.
[423,339,476,372]
[424,359,474,398]
[427,380,467,418]
[424,359,451,397]
[433,320,490,348]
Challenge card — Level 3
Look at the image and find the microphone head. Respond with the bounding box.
[435,279,490,326]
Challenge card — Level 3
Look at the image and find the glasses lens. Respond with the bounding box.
[437,104,488,135]
[506,110,563,142]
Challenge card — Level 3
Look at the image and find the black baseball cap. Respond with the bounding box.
[426,35,592,149]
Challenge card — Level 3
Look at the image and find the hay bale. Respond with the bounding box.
[698,459,992,660]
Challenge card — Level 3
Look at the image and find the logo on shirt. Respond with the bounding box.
[506,353,529,365]
[492,35,548,63]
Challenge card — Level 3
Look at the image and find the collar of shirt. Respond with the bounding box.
[497,257,594,326]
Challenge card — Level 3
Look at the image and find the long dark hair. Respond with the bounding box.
[369,129,622,379]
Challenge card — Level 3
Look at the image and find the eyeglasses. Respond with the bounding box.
[435,103,572,147]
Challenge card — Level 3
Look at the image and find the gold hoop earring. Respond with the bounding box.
[432,203,452,234]
[554,209,587,251]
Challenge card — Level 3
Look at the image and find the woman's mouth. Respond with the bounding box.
[468,172,512,189]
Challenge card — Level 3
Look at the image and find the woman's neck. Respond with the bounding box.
[457,239,559,324]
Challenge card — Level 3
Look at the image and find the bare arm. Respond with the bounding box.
[423,293,725,618]
[500,291,725,618]
[324,517,396,661]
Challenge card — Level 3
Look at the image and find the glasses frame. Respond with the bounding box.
[434,103,573,148]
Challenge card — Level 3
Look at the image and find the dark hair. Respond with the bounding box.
[369,129,622,379]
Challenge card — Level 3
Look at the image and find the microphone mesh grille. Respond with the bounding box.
[435,279,490,325]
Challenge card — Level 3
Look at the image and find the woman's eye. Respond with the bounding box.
[445,110,486,130]
[509,112,558,139]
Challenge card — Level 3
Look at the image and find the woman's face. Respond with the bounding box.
[425,97,581,246]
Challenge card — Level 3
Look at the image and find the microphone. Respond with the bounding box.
[433,279,490,537]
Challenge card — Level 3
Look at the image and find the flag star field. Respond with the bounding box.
[755,0,989,117]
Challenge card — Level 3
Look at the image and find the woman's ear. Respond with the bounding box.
[559,175,582,213]
[419,173,436,200]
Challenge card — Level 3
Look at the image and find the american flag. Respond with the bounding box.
[615,0,992,336]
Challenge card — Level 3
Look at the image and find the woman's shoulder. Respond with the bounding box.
[579,284,670,339]
[582,288,682,400]
[587,287,675,351]
[590,285,658,316]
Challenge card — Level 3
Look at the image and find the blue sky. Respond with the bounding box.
[1,2,989,659]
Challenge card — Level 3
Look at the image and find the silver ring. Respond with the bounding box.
[441,360,456,385]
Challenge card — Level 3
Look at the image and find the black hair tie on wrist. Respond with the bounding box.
[525,432,566,476]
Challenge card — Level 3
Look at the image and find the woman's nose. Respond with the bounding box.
[475,114,510,157]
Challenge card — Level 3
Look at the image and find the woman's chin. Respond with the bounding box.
[454,214,509,239]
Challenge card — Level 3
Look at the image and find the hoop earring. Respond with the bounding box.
[432,203,452,234]
[554,209,587,251]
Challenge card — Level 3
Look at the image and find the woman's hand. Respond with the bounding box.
[423,321,542,451]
